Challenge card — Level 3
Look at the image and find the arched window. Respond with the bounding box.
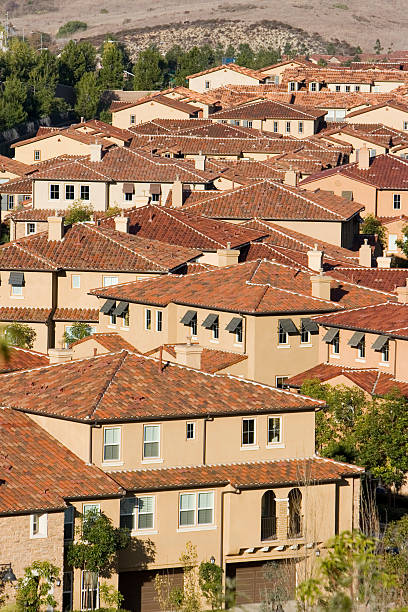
[261,491,276,540]
[288,488,302,538]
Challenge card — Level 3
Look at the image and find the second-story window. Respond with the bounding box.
[205,80,210,89]
[358,337,365,359]
[6,195,14,210]
[335,85,341,92]
[65,184,75,200]
[80,185,90,201]
[120,497,155,531]
[30,513,47,538]
[298,121,304,134]
[332,334,340,354]
[145,309,152,330]
[50,184,60,200]
[130,115,136,124]
[393,194,401,210]
[268,416,282,444]
[156,310,162,332]
[103,427,120,461]
[273,121,278,132]
[72,275,80,289]
[34,150,41,161]
[242,418,256,446]
[64,506,75,541]
[26,222,36,235]
[186,422,195,440]
[179,492,214,527]
[103,276,118,287]
[285,122,291,133]
[143,424,160,459]
[345,85,350,92]
[278,324,288,345]
[300,325,310,344]
[382,340,389,363]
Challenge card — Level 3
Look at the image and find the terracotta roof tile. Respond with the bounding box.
[10,128,113,149]
[109,93,200,115]
[146,343,247,374]
[0,175,33,194]
[211,99,325,120]
[187,63,263,81]
[128,119,212,135]
[71,332,138,352]
[0,155,30,176]
[313,301,408,337]
[0,307,52,322]
[330,268,408,293]
[0,347,49,373]
[53,308,99,322]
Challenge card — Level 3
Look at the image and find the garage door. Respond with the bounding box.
[231,560,296,605]
[119,568,183,612]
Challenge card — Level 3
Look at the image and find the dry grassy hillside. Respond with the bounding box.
[2,0,406,53]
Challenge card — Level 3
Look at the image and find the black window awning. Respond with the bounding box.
[323,328,339,343]
[122,182,135,194]
[202,313,218,329]
[226,317,242,332]
[180,310,197,325]
[301,318,319,334]
[372,335,389,351]
[279,318,298,335]
[150,183,162,194]
[100,299,116,314]
[8,271,24,286]
[348,331,365,348]
[113,301,129,316]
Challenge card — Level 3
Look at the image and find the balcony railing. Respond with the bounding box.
[288,515,303,539]
[261,516,277,541]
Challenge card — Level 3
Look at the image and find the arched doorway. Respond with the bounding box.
[261,490,276,540]
[288,488,302,538]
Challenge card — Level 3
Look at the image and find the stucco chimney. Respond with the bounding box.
[47,216,64,241]
[217,242,240,267]
[195,151,206,171]
[377,256,391,269]
[48,348,73,364]
[174,338,203,369]
[358,145,370,170]
[311,272,332,301]
[359,238,372,267]
[397,279,408,303]
[90,142,103,162]
[171,177,183,208]
[307,244,323,272]
[284,169,298,187]
[114,213,129,233]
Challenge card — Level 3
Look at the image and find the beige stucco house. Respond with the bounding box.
[110,94,202,129]
[346,101,408,131]
[187,64,266,93]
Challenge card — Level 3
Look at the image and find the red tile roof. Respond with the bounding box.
[128,119,212,135]
[0,347,49,373]
[0,155,30,176]
[346,99,408,119]
[211,99,326,121]
[0,408,121,514]
[10,128,113,149]
[145,344,247,374]
[0,350,323,422]
[330,268,408,294]
[0,307,52,322]
[313,301,408,337]
[109,93,200,115]
[111,456,363,492]
[71,332,138,352]
[187,63,263,81]
[0,175,33,194]
[53,308,99,322]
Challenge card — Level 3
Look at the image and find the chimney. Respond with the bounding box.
[48,348,73,364]
[217,241,240,267]
[171,177,183,208]
[90,142,103,162]
[358,145,370,170]
[397,278,408,303]
[80,116,85,123]
[311,272,332,301]
[174,338,203,369]
[307,244,323,272]
[377,256,391,269]
[359,238,372,267]
[114,212,129,233]
[284,169,298,187]
[47,216,64,241]
[195,151,206,171]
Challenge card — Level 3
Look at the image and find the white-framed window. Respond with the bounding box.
[156,310,162,332]
[130,115,136,124]
[120,496,155,531]
[71,274,80,289]
[186,422,195,440]
[6,195,14,210]
[143,424,160,459]
[355,85,360,92]
[243,120,253,128]
[275,376,288,389]
[50,184,60,200]
[63,571,73,612]
[179,491,214,527]
[211,318,219,340]
[285,121,291,133]
[300,325,310,344]
[235,320,243,343]
[381,340,389,363]
[103,427,121,462]
[80,185,90,201]
[388,234,398,252]
[11,284,23,296]
[298,121,304,134]
[145,308,152,330]
[34,150,41,161]
[273,121,278,132]
[83,503,100,518]
[124,192,133,202]
[30,513,47,538]
[278,324,288,345]
[345,85,350,92]
[403,121,408,131]
[309,82,317,92]
[369,149,376,159]
[332,334,340,354]
[65,184,75,200]
[289,81,296,92]
[26,222,36,235]
[103,276,118,287]
[64,506,75,541]
[242,418,256,446]
[81,571,99,611]
[268,416,282,444]
[151,192,159,202]
[393,194,401,210]
[335,85,341,92]
[358,337,365,359]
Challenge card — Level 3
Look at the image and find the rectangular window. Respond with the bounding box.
[345,85,351,92]
[63,571,73,612]
[285,122,291,133]
[355,85,360,92]
[81,571,99,611]
[332,334,340,354]
[235,320,243,343]
[335,85,341,92]
[268,416,282,444]
[26,222,36,235]
[275,376,288,389]
[393,194,401,210]
[103,276,118,287]
[388,234,398,252]
[179,493,196,526]
[34,150,41,161]
[382,340,389,363]
[212,319,219,340]
[289,82,296,91]
[64,506,75,541]
[151,193,160,202]
[300,325,310,344]
[273,121,278,133]
[298,121,304,134]
[138,496,155,529]
[145,308,152,330]
[11,284,23,296]
[30,513,47,538]
[190,314,197,337]
[358,337,365,359]
[123,310,130,327]
[120,496,155,531]
[278,325,288,345]
[310,82,317,92]
[103,427,120,461]
[124,192,133,201]
[179,492,214,527]
[143,424,160,459]
[186,422,195,440]
[72,275,80,289]
[130,115,136,124]
[83,503,100,517]
[110,313,117,325]
[65,184,75,200]
[80,185,90,201]
[205,80,210,89]
[6,195,14,210]
[242,418,255,446]
[198,491,214,525]
[156,310,162,332]
[242,120,253,128]
[403,121,408,131]
[50,184,60,200]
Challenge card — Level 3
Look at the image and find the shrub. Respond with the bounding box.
[65,200,94,225]
[57,21,88,38]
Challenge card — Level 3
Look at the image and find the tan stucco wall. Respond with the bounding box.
[188,69,260,93]
[112,102,193,129]
[28,413,91,463]
[14,220,49,239]
[13,136,92,164]
[302,174,376,215]
[273,219,344,246]
[33,180,109,212]
[347,106,408,130]
[325,133,387,162]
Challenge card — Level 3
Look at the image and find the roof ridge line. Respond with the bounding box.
[10,239,59,269]
[153,206,224,248]
[88,350,129,420]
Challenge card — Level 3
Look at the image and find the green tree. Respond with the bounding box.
[29,50,60,116]
[75,71,101,120]
[326,42,337,55]
[253,47,280,69]
[16,561,59,612]
[63,322,93,347]
[199,561,222,610]
[57,20,87,38]
[133,46,165,90]
[4,323,36,349]
[361,213,387,246]
[174,46,209,87]
[5,39,36,81]
[99,41,125,90]
[236,43,255,68]
[99,583,124,609]
[383,515,408,595]
[58,40,96,86]
[0,75,28,128]
[65,200,94,225]
[374,38,384,54]
[396,224,408,256]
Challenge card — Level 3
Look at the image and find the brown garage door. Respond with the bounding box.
[231,560,296,605]
[119,568,183,612]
